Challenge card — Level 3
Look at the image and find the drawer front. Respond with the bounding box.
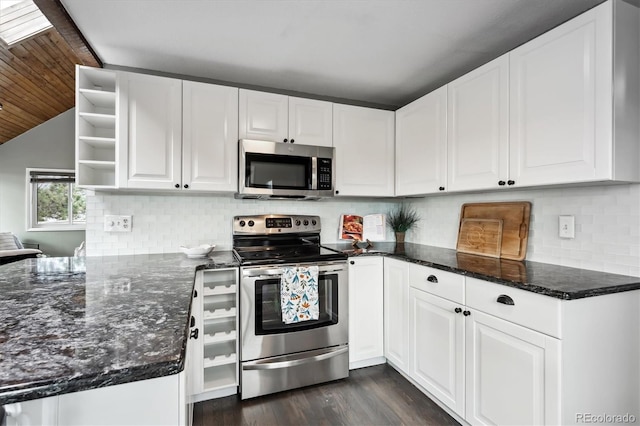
[408,263,464,304]
[466,277,561,338]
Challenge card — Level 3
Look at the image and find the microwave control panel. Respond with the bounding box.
[317,158,333,190]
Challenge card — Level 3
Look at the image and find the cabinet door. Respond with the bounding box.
[465,309,560,426]
[183,82,239,192]
[509,3,612,187]
[333,104,395,196]
[383,258,409,373]
[348,256,385,368]
[447,55,509,192]
[119,72,182,189]
[409,288,465,417]
[288,97,333,147]
[395,86,447,196]
[238,89,288,142]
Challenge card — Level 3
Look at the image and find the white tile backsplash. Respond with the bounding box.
[85,193,397,256]
[85,183,640,277]
[406,183,640,277]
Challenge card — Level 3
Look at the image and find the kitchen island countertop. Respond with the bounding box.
[324,242,640,300]
[0,251,238,405]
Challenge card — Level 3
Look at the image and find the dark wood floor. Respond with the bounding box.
[193,364,460,426]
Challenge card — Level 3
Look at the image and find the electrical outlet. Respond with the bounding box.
[104,215,132,232]
[559,215,575,239]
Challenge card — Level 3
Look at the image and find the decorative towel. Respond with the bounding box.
[281,265,319,324]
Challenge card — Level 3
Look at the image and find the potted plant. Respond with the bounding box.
[386,204,420,243]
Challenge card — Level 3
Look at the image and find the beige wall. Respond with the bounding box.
[0,109,84,256]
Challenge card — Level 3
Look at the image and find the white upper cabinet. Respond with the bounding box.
[183,81,239,192]
[288,96,333,147]
[239,89,288,142]
[333,104,395,197]
[447,55,509,192]
[119,72,238,192]
[239,90,333,146]
[119,72,182,189]
[395,86,447,196]
[509,0,639,186]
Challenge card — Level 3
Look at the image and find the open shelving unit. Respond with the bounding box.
[75,66,118,188]
[191,268,239,401]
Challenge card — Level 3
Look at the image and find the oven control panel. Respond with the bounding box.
[233,214,321,234]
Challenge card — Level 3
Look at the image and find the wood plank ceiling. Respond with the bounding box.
[0,0,100,145]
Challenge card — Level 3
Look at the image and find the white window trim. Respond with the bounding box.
[26,168,86,232]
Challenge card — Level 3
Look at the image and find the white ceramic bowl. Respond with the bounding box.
[179,244,215,258]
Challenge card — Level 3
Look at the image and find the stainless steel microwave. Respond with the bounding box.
[237,139,335,200]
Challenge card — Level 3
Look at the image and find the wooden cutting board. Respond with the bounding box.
[456,218,503,258]
[458,202,531,261]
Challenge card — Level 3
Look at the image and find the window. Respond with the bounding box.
[0,0,52,47]
[26,169,86,231]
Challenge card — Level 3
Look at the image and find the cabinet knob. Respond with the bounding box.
[463,310,471,316]
[439,186,445,191]
[175,183,180,188]
[498,180,506,186]
[184,184,189,189]
[335,190,340,195]
[283,138,288,143]
[454,307,462,314]
[350,260,355,265]
[190,316,195,327]
[507,180,515,186]
[290,139,295,143]
[190,328,199,339]
[193,289,198,298]
[496,294,515,305]
[427,275,438,283]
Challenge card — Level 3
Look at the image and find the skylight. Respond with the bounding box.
[0,0,52,47]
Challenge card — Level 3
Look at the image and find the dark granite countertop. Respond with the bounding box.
[323,242,640,300]
[0,251,238,405]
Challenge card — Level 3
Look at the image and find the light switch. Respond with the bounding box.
[559,215,575,239]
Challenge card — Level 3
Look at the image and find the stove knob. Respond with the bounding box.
[239,220,246,227]
[248,220,255,227]
[303,220,309,226]
[295,220,301,226]
[311,219,317,226]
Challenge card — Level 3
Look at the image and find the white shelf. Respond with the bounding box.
[79,112,116,128]
[203,306,236,320]
[79,88,116,108]
[204,329,236,344]
[203,282,236,296]
[203,353,237,368]
[77,160,116,170]
[78,136,116,148]
[203,363,237,391]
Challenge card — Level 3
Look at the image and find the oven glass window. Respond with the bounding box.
[246,153,311,190]
[255,272,338,335]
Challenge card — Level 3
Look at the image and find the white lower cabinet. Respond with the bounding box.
[6,374,190,426]
[383,258,409,372]
[389,260,639,426]
[409,288,465,416]
[348,256,385,369]
[465,309,559,426]
[189,268,238,402]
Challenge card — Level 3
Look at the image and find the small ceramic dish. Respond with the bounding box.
[179,244,215,258]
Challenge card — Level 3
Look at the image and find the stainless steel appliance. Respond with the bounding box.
[236,139,335,200]
[233,214,348,399]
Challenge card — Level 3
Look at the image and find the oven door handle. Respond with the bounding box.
[243,264,346,278]
[242,346,348,371]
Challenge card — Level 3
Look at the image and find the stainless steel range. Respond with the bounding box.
[233,214,349,400]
